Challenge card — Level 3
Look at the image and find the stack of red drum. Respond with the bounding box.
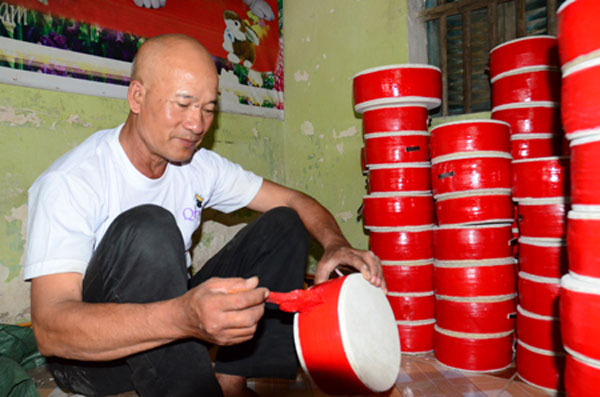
[490,34,569,393]
[511,156,569,393]
[353,64,441,354]
[557,1,600,395]
[429,120,516,372]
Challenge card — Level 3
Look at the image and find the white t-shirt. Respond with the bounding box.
[24,124,263,280]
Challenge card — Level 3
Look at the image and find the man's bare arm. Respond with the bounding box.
[247,180,385,290]
[31,273,267,361]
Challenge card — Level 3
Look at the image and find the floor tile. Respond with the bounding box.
[31,350,562,396]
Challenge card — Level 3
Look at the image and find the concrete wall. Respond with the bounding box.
[0,0,413,324]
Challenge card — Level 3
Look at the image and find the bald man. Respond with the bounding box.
[24,34,385,397]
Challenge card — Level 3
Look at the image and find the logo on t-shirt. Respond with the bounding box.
[183,194,204,222]
[195,194,204,208]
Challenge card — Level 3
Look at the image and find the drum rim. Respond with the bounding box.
[354,63,441,79]
[490,35,556,54]
[430,119,510,133]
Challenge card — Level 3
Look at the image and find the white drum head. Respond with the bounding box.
[338,273,401,392]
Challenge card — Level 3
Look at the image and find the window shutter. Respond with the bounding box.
[424,0,566,116]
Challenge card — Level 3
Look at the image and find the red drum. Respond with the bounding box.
[518,236,568,279]
[434,189,513,226]
[429,120,510,159]
[434,326,514,372]
[433,223,513,261]
[518,272,561,317]
[396,319,435,354]
[491,102,562,135]
[517,198,569,239]
[510,133,567,160]
[387,291,434,321]
[562,59,600,136]
[435,294,516,333]
[364,132,429,165]
[362,105,428,135]
[433,258,517,297]
[557,0,600,66]
[568,208,600,279]
[381,260,433,292]
[516,340,566,392]
[489,36,559,80]
[565,351,600,396]
[294,273,400,395]
[367,162,431,193]
[363,192,433,228]
[431,152,512,196]
[560,273,600,361]
[353,65,442,113]
[491,68,561,108]
[512,156,570,200]
[570,134,600,204]
[517,305,563,352]
[368,225,433,261]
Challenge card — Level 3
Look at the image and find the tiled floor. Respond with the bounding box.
[31,352,554,396]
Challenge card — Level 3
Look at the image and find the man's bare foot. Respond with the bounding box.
[215,373,259,397]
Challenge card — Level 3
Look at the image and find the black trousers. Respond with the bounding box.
[46,205,309,397]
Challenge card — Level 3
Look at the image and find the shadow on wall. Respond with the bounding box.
[190,207,320,276]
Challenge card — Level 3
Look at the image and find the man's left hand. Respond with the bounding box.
[314,245,387,293]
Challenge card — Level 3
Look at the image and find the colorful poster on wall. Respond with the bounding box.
[0,0,283,119]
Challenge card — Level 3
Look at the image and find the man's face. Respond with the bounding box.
[136,61,218,164]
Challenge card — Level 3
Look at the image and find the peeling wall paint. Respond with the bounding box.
[0,105,41,127]
[333,126,358,139]
[294,70,309,82]
[3,204,27,282]
[66,114,92,128]
[0,264,30,324]
[301,120,314,136]
[336,211,354,223]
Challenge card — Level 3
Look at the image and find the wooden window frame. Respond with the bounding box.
[421,0,558,116]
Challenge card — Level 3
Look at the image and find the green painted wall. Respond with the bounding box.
[282,0,410,256]
[0,0,413,323]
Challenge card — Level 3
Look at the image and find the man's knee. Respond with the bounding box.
[114,204,180,242]
[84,204,188,302]
[108,204,185,270]
[261,207,309,246]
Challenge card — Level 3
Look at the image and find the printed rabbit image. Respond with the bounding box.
[131,0,274,69]
[222,10,260,68]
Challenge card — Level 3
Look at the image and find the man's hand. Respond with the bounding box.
[178,276,268,346]
[314,245,387,293]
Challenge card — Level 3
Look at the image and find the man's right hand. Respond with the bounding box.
[179,276,268,346]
